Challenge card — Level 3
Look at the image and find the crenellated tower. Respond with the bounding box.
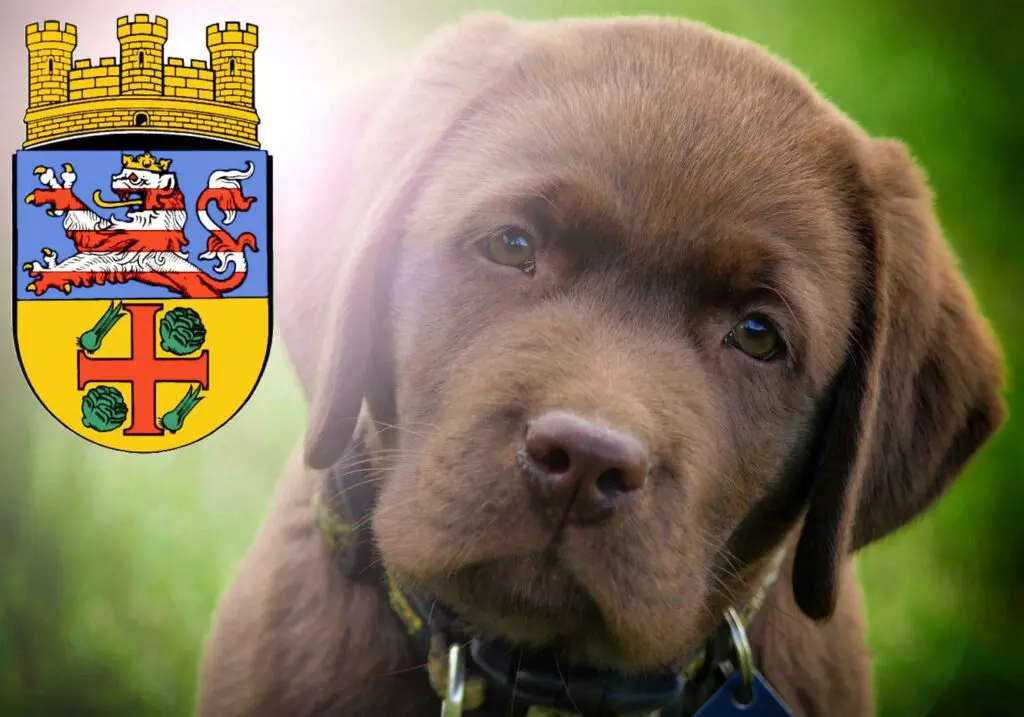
[117,14,167,95]
[25,21,77,108]
[23,16,260,149]
[207,22,258,107]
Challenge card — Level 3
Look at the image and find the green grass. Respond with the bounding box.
[1,352,305,716]
[2,1,1022,715]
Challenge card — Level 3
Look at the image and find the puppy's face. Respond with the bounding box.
[372,28,860,670]
[291,17,1004,675]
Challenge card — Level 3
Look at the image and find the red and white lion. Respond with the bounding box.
[23,151,259,298]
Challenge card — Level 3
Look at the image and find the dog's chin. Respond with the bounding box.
[391,555,696,674]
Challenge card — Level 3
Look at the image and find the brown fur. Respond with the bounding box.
[196,14,1006,717]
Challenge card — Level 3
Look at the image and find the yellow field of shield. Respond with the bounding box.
[16,297,269,452]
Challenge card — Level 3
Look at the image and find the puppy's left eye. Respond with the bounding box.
[725,315,783,360]
[479,229,537,275]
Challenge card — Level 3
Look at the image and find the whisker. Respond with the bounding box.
[350,494,423,533]
[553,655,582,716]
[381,660,431,677]
[304,413,440,438]
[323,474,392,501]
[324,454,418,475]
[370,418,440,439]
[511,649,524,717]
[335,447,434,461]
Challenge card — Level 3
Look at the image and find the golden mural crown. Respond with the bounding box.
[23,15,260,149]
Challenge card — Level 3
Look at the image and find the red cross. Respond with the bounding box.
[78,303,210,436]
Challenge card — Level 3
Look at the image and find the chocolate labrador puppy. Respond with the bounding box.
[196,14,1006,717]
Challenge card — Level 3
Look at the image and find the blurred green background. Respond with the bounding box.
[1,1,1021,715]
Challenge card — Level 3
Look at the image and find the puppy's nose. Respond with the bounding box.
[521,410,648,525]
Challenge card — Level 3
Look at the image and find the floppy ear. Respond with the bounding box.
[284,14,526,470]
[792,138,1006,620]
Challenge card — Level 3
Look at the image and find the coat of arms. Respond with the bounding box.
[12,15,271,453]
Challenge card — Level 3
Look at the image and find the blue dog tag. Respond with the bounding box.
[692,670,793,716]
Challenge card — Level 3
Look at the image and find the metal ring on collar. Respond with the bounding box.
[723,606,754,689]
[442,643,467,717]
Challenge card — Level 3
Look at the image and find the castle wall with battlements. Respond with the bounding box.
[24,15,259,148]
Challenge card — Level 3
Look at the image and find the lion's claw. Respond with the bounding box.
[34,166,59,189]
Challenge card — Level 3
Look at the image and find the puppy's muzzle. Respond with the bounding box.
[518,410,649,526]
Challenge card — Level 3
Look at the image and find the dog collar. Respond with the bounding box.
[314,451,790,716]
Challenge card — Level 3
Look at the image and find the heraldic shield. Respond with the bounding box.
[13,15,271,453]
[13,147,272,452]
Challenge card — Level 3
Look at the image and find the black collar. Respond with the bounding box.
[314,444,787,717]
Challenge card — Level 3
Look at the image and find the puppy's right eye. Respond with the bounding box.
[725,314,783,361]
[479,229,537,275]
